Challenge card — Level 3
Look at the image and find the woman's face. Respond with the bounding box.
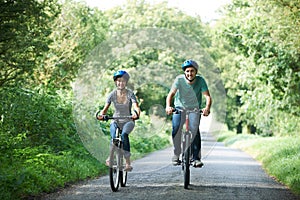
[184,67,197,82]
[115,77,127,89]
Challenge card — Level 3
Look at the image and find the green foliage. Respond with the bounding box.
[0,86,104,199]
[0,145,104,199]
[5,0,299,198]
[130,112,171,158]
[212,0,300,135]
[105,0,210,47]
[136,83,169,114]
[0,87,76,149]
[0,0,60,87]
[215,131,300,195]
[258,138,300,194]
[34,0,109,89]
[101,0,217,115]
[0,0,211,199]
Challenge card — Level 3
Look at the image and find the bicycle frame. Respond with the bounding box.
[96,111,133,192]
[173,108,202,189]
[109,126,127,191]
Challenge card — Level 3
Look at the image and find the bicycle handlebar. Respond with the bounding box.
[95,110,139,121]
[172,108,203,115]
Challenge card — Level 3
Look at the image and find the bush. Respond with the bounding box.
[214,131,300,195]
[0,88,171,199]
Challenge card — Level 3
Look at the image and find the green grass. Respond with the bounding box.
[0,146,106,200]
[214,131,300,196]
[0,121,171,200]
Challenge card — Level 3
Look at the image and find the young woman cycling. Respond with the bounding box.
[97,70,140,171]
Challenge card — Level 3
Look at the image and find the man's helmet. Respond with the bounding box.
[182,59,199,71]
[113,70,130,81]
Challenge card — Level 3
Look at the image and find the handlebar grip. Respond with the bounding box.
[95,111,110,121]
[172,108,181,114]
[133,110,139,120]
[172,108,203,114]
[95,110,101,119]
[103,115,109,121]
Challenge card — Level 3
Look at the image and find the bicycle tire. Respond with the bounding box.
[120,171,127,187]
[109,146,120,192]
[120,151,127,187]
[183,134,190,189]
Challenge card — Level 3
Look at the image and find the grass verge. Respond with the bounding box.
[214,131,300,196]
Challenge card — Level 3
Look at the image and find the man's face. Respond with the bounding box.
[184,67,197,81]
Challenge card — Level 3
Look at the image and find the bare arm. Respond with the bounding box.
[165,88,177,115]
[96,103,110,120]
[202,90,212,116]
[132,102,141,120]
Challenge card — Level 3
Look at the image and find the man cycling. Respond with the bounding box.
[165,59,212,167]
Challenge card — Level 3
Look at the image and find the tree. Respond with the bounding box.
[104,0,210,47]
[0,0,60,88]
[32,0,109,89]
[99,0,220,113]
[214,0,300,135]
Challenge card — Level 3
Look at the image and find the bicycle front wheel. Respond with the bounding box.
[109,146,121,192]
[183,134,191,189]
[183,148,190,189]
[120,154,127,187]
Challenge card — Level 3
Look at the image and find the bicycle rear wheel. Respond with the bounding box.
[109,146,120,192]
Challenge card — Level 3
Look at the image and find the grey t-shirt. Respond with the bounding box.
[106,89,137,124]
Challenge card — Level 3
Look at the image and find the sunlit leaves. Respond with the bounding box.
[34,0,109,89]
[214,0,299,135]
[0,0,60,87]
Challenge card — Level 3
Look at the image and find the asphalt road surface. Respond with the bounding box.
[43,132,299,200]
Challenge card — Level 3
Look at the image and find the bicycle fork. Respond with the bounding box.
[182,114,192,165]
[110,129,123,169]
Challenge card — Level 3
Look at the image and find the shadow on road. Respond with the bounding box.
[43,132,299,200]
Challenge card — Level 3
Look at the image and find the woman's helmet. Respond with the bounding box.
[181,59,199,72]
[113,70,130,81]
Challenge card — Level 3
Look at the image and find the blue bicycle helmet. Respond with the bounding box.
[113,70,130,81]
[182,59,199,71]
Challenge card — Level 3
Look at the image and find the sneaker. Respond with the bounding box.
[193,160,204,168]
[172,155,180,166]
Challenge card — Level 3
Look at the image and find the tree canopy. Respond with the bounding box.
[1,0,299,198]
[0,0,60,87]
[213,0,299,135]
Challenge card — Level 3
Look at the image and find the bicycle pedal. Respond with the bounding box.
[112,140,118,145]
[193,163,204,168]
[172,160,181,166]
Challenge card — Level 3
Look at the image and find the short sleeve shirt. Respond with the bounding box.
[106,89,137,123]
[172,74,208,109]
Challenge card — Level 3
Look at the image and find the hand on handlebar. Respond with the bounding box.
[165,106,174,115]
[201,108,210,116]
[166,107,207,115]
[96,110,107,121]
[132,110,139,120]
[96,114,106,121]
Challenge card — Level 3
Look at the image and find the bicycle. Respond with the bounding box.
[173,108,203,189]
[96,111,136,192]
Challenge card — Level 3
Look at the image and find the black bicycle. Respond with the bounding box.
[173,108,203,189]
[96,111,135,192]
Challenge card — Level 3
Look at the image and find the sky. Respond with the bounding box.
[82,0,231,22]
